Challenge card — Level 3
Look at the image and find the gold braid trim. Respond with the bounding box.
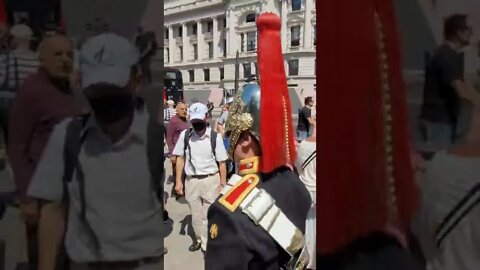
[374,11,398,223]
[282,96,291,164]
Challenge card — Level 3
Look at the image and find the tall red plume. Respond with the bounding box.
[316,0,418,254]
[0,0,7,25]
[256,13,297,173]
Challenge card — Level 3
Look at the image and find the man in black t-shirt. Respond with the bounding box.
[297,96,315,141]
[420,14,480,149]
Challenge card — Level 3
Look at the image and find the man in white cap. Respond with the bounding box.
[28,33,165,269]
[173,102,228,252]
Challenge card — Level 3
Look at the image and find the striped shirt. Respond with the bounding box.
[163,107,176,122]
[0,49,39,90]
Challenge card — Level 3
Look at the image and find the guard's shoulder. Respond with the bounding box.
[218,174,260,212]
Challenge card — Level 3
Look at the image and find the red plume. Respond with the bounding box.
[0,0,7,24]
[257,13,296,173]
[316,0,418,254]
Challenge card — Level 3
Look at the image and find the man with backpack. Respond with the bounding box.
[27,33,165,270]
[172,102,228,252]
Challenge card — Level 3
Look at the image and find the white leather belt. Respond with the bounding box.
[220,175,305,257]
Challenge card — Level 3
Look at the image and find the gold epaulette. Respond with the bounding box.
[219,174,259,212]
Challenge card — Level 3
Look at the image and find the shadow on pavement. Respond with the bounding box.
[179,215,196,243]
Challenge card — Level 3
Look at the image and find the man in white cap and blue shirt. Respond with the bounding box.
[173,102,228,252]
[28,33,165,270]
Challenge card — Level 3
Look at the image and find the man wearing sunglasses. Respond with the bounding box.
[421,14,480,150]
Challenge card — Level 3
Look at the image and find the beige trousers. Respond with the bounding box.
[185,173,220,250]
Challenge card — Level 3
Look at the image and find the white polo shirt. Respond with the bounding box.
[412,150,480,270]
[172,127,228,176]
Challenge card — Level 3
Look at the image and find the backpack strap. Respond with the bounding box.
[62,114,90,186]
[210,128,217,160]
[146,118,165,202]
[301,150,316,172]
[62,114,101,253]
[183,128,197,174]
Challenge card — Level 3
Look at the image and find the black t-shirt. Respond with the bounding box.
[421,44,464,124]
[297,106,312,132]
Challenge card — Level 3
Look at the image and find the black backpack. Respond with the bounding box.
[60,113,164,260]
[183,127,234,178]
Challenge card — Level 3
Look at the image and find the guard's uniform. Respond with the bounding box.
[206,159,311,270]
[205,13,311,270]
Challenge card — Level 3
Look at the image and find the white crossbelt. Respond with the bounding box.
[221,175,305,258]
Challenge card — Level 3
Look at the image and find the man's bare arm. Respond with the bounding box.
[307,117,316,125]
[452,80,480,107]
[218,161,227,186]
[176,156,185,184]
[38,201,65,270]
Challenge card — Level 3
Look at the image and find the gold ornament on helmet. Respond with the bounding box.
[225,83,261,158]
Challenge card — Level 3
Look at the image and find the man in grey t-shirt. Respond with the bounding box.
[28,34,164,269]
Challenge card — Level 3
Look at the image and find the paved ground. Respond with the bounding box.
[163,161,205,270]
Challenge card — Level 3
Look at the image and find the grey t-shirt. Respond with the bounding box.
[28,111,164,263]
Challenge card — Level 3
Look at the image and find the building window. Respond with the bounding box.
[291,26,301,47]
[192,24,197,35]
[288,59,299,76]
[292,0,302,11]
[178,26,183,37]
[204,69,210,81]
[219,67,224,80]
[247,32,256,51]
[179,46,183,61]
[246,14,256,23]
[208,42,213,59]
[193,44,198,60]
[313,25,316,46]
[165,28,169,39]
[240,33,245,52]
[207,21,213,33]
[189,70,195,82]
[223,39,227,57]
[243,63,252,78]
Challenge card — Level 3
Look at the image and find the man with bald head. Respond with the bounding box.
[8,33,82,269]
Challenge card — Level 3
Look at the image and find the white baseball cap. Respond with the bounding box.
[189,103,208,121]
[10,24,33,39]
[80,33,139,89]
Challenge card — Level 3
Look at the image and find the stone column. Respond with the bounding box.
[168,25,175,64]
[227,8,237,57]
[213,16,219,59]
[182,23,188,62]
[303,0,312,49]
[197,20,204,60]
[281,0,288,51]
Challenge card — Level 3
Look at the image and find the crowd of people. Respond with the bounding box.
[0,20,169,269]
[2,5,478,270]
[160,13,317,269]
